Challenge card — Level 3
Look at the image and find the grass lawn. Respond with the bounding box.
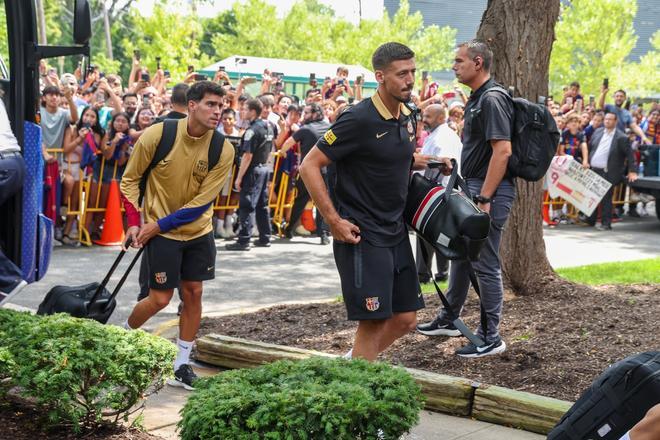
[416,258,660,293]
[556,257,660,285]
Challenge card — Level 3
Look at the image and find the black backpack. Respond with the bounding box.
[138,119,225,206]
[479,86,560,182]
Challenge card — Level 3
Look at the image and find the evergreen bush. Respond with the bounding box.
[179,356,424,440]
[0,309,176,431]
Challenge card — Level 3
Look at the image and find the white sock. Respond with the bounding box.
[343,348,353,360]
[123,320,133,330]
[174,338,194,370]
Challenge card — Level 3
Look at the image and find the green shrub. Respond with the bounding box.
[0,309,176,431]
[179,357,424,440]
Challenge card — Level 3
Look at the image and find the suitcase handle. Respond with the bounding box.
[103,247,144,311]
[87,237,143,308]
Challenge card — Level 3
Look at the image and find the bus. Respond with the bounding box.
[1,0,91,284]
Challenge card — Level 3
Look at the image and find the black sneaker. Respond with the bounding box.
[283,227,293,239]
[455,338,506,358]
[253,240,271,247]
[168,364,198,390]
[416,318,461,337]
[596,224,612,231]
[226,241,251,251]
[320,235,330,245]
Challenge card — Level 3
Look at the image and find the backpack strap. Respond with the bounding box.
[138,119,178,206]
[207,129,225,171]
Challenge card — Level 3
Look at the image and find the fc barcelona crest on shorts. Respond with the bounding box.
[155,272,167,284]
[365,296,380,312]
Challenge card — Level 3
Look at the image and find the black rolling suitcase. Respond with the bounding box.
[548,351,660,440]
[37,241,143,324]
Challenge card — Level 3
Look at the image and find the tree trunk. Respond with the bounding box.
[102,3,113,60]
[35,0,47,45]
[476,0,562,295]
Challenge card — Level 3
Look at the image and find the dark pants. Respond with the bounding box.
[288,174,328,237]
[0,153,26,292]
[238,165,271,245]
[437,178,516,343]
[415,236,448,279]
[588,168,614,227]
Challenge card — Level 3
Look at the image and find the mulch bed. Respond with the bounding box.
[198,282,659,402]
[0,397,163,440]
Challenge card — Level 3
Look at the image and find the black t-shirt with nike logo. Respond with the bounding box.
[316,93,416,247]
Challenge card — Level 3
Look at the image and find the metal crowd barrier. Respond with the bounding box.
[48,148,298,245]
[542,183,630,223]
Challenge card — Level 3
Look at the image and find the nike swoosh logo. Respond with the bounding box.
[207,266,214,271]
[477,343,494,353]
[376,131,388,139]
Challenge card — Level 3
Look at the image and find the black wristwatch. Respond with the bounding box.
[473,194,492,204]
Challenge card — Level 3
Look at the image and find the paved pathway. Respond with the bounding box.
[10,216,659,329]
[140,363,544,440]
[8,216,658,439]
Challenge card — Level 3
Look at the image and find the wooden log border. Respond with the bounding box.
[195,334,572,435]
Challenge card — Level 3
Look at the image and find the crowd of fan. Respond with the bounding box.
[545,81,659,222]
[37,55,658,245]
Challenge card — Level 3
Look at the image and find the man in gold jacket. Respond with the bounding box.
[120,81,234,390]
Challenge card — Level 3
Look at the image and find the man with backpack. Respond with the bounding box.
[120,81,235,389]
[417,40,516,358]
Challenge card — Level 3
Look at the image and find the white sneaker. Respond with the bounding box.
[0,280,28,306]
[295,225,311,236]
[224,216,236,238]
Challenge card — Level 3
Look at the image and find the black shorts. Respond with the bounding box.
[142,232,216,290]
[333,236,424,321]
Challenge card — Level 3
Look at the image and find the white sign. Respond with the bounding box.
[546,156,612,216]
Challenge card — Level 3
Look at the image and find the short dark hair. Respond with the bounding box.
[170,83,189,106]
[457,39,493,71]
[605,111,618,120]
[122,92,138,101]
[247,98,263,115]
[42,85,61,96]
[221,108,236,118]
[306,103,324,121]
[259,94,275,109]
[570,81,580,89]
[187,80,225,103]
[614,89,627,97]
[371,42,415,71]
[287,104,301,114]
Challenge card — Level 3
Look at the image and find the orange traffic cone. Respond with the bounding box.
[542,191,556,226]
[93,180,125,246]
[301,207,316,232]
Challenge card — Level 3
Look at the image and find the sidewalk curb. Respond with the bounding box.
[194,334,572,435]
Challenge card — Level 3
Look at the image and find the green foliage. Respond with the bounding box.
[117,5,212,83]
[611,30,660,98]
[556,257,660,285]
[549,0,638,97]
[0,309,176,432]
[209,0,455,72]
[0,6,8,72]
[178,357,424,440]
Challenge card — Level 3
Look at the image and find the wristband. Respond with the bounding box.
[473,194,491,204]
